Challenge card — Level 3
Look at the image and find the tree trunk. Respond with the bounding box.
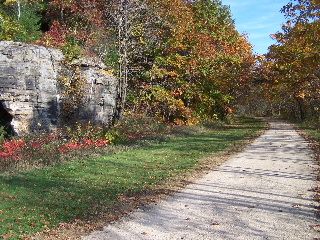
[115,0,129,122]
[296,97,306,120]
[17,0,21,20]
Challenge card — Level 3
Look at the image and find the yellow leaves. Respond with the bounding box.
[58,65,88,118]
[100,69,114,76]
[149,86,194,124]
[149,66,178,79]
[131,24,144,38]
[168,99,184,111]
[3,0,17,6]
[166,53,188,69]
[0,14,21,41]
[59,76,70,86]
[312,0,320,6]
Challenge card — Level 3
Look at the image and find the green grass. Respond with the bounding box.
[296,120,320,142]
[0,117,265,239]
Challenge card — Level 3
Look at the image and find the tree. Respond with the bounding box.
[266,0,320,120]
[123,0,255,122]
[188,0,254,119]
[0,0,43,42]
[39,0,255,124]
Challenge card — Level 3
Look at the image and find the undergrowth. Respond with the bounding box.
[0,115,172,172]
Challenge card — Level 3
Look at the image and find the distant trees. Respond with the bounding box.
[2,0,317,123]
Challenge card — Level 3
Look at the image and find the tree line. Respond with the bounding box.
[0,0,319,124]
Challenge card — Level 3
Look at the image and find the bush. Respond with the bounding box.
[0,115,173,172]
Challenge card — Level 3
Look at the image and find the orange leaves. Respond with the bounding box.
[45,0,107,50]
[255,0,320,119]
[127,0,255,122]
[44,0,254,122]
[0,233,15,239]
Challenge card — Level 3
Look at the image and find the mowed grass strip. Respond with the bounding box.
[297,120,320,142]
[0,117,265,239]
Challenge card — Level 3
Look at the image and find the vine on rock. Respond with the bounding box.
[58,60,87,121]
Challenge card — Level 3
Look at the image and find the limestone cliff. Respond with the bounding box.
[0,41,117,134]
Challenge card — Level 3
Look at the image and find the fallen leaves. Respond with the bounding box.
[0,233,15,239]
[310,224,320,232]
[211,222,220,225]
[14,218,22,223]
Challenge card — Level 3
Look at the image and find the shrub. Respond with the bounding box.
[0,115,174,172]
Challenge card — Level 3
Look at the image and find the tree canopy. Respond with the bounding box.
[6,0,317,124]
[262,0,319,120]
[1,0,257,123]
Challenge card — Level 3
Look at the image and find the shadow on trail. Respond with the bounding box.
[83,119,319,240]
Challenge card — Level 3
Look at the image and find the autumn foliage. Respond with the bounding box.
[2,1,318,124]
[1,0,255,124]
[122,0,254,123]
[252,0,320,121]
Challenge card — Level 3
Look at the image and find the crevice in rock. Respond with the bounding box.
[0,102,14,136]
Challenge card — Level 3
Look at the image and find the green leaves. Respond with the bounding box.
[0,1,43,42]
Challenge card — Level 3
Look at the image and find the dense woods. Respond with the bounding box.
[0,0,319,124]
[0,0,255,124]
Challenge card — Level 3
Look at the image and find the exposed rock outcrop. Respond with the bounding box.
[0,41,117,134]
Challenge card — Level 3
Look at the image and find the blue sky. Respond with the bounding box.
[222,0,289,55]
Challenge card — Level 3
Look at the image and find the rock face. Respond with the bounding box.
[0,41,117,135]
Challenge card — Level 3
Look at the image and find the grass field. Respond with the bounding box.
[0,117,265,239]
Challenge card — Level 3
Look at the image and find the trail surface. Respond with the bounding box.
[81,120,319,240]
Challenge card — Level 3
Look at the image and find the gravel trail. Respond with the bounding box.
[81,120,320,240]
